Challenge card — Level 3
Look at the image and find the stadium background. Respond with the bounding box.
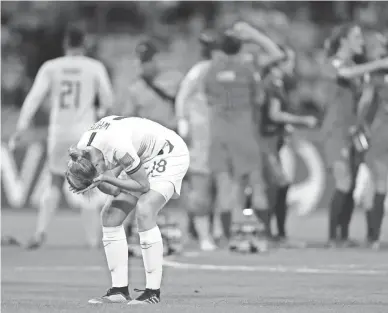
[2,1,388,212]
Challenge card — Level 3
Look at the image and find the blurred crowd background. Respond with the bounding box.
[2,1,388,212]
[3,1,388,135]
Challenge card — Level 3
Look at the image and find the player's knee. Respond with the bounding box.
[101,197,134,227]
[135,197,160,230]
[333,161,352,192]
[215,172,237,210]
[188,190,212,216]
[371,163,388,194]
[251,186,268,210]
[41,185,61,207]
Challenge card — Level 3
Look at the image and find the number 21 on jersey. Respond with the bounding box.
[60,80,81,109]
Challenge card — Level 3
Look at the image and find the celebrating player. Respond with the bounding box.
[259,46,318,245]
[323,24,388,247]
[66,115,189,304]
[204,30,272,251]
[362,31,388,249]
[175,30,219,251]
[10,25,114,249]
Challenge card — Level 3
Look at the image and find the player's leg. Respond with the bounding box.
[328,158,354,246]
[89,193,138,304]
[187,172,216,251]
[25,173,64,249]
[128,183,175,305]
[214,172,238,241]
[79,190,106,248]
[367,158,387,248]
[250,167,270,238]
[129,136,189,305]
[338,146,361,243]
[324,133,354,246]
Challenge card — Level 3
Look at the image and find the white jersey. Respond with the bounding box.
[17,55,113,141]
[175,60,211,121]
[77,116,177,174]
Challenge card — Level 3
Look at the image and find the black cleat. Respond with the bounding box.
[128,288,160,305]
[25,233,46,250]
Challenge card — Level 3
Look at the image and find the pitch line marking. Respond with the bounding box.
[162,260,388,276]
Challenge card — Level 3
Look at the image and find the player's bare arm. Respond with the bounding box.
[269,97,317,128]
[175,63,207,139]
[232,21,284,58]
[96,62,114,118]
[97,165,125,196]
[95,162,150,194]
[334,57,388,80]
[10,62,51,148]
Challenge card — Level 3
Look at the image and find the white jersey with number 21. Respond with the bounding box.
[19,55,113,141]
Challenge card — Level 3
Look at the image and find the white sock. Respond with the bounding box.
[102,225,128,288]
[36,187,61,235]
[139,226,163,290]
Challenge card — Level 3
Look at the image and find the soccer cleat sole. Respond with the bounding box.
[88,294,130,304]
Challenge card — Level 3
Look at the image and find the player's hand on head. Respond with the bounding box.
[93,173,107,183]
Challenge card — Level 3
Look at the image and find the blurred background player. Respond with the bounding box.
[204,30,272,251]
[9,25,114,249]
[323,24,388,247]
[259,46,318,246]
[361,31,388,249]
[121,38,184,255]
[122,38,182,130]
[175,30,218,251]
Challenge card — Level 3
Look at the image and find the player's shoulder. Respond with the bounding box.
[185,60,211,80]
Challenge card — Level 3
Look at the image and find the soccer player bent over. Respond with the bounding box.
[10,25,113,249]
[66,116,189,304]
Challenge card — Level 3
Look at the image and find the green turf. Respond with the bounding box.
[2,210,388,313]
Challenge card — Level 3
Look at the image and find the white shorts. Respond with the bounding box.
[121,133,190,202]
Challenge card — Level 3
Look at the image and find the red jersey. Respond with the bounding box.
[204,57,261,145]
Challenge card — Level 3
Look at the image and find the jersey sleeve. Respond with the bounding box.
[17,61,52,130]
[95,62,114,112]
[112,133,141,175]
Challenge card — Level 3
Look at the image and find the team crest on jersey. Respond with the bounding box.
[216,71,236,81]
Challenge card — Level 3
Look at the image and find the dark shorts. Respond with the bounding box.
[365,119,388,168]
[209,136,263,179]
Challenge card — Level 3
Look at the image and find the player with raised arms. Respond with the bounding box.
[323,24,388,247]
[10,25,114,249]
[360,31,388,249]
[66,115,189,304]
